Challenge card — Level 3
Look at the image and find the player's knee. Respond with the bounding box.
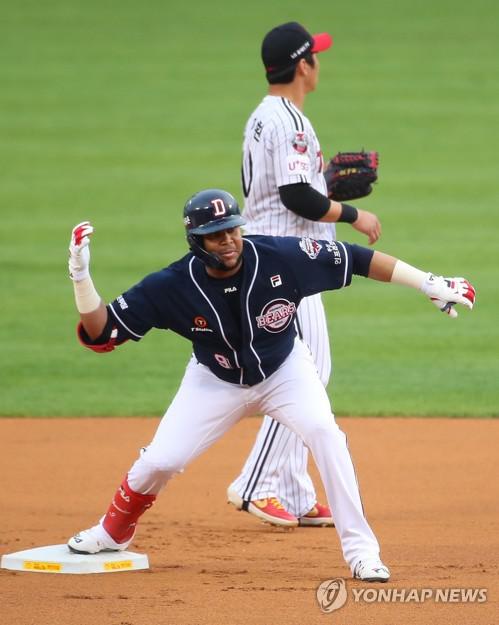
[299,416,339,447]
[127,450,186,494]
[149,452,186,476]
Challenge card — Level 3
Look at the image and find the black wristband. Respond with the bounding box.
[338,203,359,224]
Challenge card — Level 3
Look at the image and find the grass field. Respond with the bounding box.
[1,0,498,416]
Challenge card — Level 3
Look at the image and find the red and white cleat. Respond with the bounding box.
[67,523,134,554]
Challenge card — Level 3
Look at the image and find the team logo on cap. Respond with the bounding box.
[256,299,296,333]
[292,131,308,154]
[299,237,322,259]
[211,198,226,216]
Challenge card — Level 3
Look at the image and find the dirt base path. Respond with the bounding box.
[1,417,498,625]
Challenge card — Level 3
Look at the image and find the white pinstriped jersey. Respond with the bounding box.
[241,95,336,242]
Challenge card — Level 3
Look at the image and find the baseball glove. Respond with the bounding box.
[324,150,379,201]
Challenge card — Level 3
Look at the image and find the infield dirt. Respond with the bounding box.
[1,417,498,625]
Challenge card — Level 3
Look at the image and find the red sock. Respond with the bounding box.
[102,477,156,543]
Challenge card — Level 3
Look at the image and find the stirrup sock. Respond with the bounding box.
[102,477,156,543]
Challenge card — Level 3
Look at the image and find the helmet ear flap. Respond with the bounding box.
[186,233,226,270]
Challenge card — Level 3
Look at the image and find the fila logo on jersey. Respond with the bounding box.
[292,131,308,154]
[270,274,282,287]
[299,237,322,260]
[256,299,296,333]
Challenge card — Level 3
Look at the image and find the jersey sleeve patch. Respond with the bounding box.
[286,153,311,176]
[292,131,308,154]
[299,237,322,259]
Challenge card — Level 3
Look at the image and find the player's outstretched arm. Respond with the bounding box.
[69,221,108,339]
[367,251,476,318]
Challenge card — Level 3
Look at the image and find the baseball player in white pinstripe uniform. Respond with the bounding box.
[227,22,382,527]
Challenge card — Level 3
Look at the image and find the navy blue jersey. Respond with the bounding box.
[85,235,373,386]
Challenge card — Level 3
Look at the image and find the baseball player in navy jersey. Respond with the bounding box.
[67,188,475,583]
[229,22,382,527]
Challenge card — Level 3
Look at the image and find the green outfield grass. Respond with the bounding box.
[1,0,498,416]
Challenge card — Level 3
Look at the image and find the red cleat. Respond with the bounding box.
[299,502,334,527]
[227,487,298,527]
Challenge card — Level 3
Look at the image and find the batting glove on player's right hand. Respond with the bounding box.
[69,221,94,281]
[421,273,476,318]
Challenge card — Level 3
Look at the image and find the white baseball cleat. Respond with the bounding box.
[353,558,391,582]
[67,524,134,554]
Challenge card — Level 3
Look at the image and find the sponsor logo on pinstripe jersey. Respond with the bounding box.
[286,153,310,174]
[256,298,296,333]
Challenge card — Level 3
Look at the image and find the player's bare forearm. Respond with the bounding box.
[80,302,108,341]
[319,201,381,245]
[351,209,381,245]
[368,251,397,282]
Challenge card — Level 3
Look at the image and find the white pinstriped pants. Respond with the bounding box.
[229,293,331,516]
[127,338,380,570]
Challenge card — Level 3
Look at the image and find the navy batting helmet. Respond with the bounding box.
[183,189,245,234]
[183,189,245,270]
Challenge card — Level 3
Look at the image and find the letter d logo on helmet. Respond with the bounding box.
[183,188,246,269]
[183,189,245,235]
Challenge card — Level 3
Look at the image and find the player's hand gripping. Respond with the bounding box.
[352,209,381,245]
[421,274,476,318]
[69,221,94,281]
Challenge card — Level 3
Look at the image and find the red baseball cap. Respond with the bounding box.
[262,22,333,79]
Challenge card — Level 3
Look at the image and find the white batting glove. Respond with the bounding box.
[69,221,94,281]
[421,273,476,318]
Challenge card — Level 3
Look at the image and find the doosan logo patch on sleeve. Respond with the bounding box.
[299,237,322,260]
